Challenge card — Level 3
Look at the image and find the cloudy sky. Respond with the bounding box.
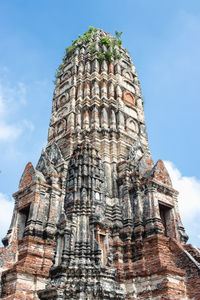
[0,0,200,246]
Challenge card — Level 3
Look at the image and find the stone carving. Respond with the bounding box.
[123,90,135,106]
[46,142,63,164]
[50,112,57,125]
[0,28,198,300]
[36,142,63,176]
[129,138,144,162]
[36,149,47,173]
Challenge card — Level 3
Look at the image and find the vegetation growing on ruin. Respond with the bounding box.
[65,26,98,55]
[65,27,123,62]
[54,27,123,84]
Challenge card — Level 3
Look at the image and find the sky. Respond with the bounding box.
[0,0,200,246]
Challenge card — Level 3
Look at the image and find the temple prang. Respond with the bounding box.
[0,28,200,299]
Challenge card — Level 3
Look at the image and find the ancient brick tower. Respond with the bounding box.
[0,28,200,300]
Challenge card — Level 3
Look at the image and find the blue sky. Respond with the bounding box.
[0,0,200,246]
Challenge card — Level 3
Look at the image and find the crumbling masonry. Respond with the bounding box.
[0,28,200,299]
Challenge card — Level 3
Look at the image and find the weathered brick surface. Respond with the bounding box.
[18,162,35,190]
[0,28,200,299]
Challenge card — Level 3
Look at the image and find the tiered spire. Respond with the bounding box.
[37,28,189,299]
[1,28,199,300]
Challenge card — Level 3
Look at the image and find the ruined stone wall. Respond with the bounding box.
[0,28,200,299]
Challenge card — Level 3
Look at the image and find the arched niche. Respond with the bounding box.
[57,119,66,134]
[60,95,66,105]
[122,69,133,81]
[126,117,138,133]
[123,91,136,107]
[63,70,71,81]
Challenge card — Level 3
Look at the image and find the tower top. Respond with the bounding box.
[65,27,124,57]
[48,26,148,168]
[55,27,132,83]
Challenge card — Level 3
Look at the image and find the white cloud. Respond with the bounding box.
[0,90,22,141]
[164,161,200,245]
[0,193,14,242]
[17,82,27,105]
[0,92,22,141]
[22,120,35,132]
[164,161,200,220]
[0,75,34,142]
[0,121,22,141]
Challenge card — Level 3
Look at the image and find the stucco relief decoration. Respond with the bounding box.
[18,162,35,190]
[123,90,135,107]
[129,138,144,162]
